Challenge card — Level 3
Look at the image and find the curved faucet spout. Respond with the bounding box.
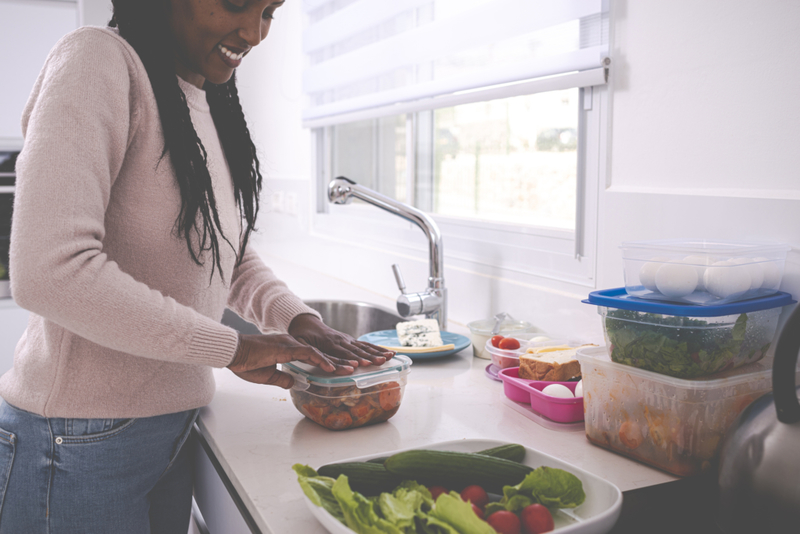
[328,177,447,329]
[328,177,443,282]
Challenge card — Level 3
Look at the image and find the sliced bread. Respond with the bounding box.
[518,345,594,381]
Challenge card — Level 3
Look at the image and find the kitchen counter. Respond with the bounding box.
[191,253,688,534]
[195,354,679,534]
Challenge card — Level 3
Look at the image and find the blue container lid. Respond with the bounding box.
[583,287,795,317]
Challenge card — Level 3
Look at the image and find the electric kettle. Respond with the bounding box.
[717,303,800,533]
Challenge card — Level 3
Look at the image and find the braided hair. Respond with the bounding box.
[109,0,261,282]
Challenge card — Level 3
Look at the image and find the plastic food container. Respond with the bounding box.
[466,316,534,359]
[498,367,583,423]
[484,333,566,369]
[620,239,789,305]
[282,355,412,430]
[577,346,791,476]
[583,288,793,379]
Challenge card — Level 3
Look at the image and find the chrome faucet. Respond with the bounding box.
[328,177,447,331]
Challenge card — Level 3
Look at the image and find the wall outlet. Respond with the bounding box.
[284,192,297,216]
[270,191,284,213]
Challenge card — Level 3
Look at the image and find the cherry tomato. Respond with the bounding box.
[491,335,505,347]
[487,511,522,534]
[460,485,489,509]
[498,337,521,350]
[521,504,554,534]
[471,503,484,519]
[428,486,448,500]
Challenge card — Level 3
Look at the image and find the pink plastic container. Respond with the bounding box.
[498,367,584,423]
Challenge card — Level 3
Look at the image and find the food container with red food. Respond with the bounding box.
[466,316,535,359]
[484,334,567,370]
[576,346,797,477]
[620,239,789,305]
[498,367,583,423]
[282,355,411,430]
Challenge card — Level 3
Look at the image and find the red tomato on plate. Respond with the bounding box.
[460,485,489,509]
[471,503,484,519]
[498,337,521,350]
[491,335,505,347]
[487,511,521,534]
[521,504,554,534]
[428,486,448,500]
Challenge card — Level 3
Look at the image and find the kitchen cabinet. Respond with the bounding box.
[0,0,79,145]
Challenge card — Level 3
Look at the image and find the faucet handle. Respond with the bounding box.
[391,264,406,294]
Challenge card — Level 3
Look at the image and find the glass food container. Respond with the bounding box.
[577,346,794,477]
[583,288,793,379]
[281,355,412,430]
[620,239,789,306]
[466,316,534,359]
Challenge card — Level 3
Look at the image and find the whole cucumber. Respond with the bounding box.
[384,450,533,494]
[316,462,402,495]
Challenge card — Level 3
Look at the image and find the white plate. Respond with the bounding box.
[303,438,623,534]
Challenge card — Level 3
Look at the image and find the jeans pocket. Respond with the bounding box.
[0,427,16,519]
[57,418,137,445]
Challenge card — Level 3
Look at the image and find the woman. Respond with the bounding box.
[0,0,393,532]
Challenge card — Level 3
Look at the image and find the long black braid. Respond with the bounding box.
[109,0,261,282]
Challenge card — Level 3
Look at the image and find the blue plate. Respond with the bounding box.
[358,330,471,360]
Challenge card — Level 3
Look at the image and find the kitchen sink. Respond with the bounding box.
[221,300,404,338]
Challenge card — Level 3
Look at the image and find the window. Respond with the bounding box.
[304,0,609,285]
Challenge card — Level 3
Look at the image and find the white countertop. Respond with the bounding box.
[196,254,677,534]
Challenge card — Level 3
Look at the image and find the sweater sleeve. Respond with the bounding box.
[226,244,322,333]
[10,28,239,368]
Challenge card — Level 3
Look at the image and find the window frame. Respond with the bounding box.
[310,83,606,288]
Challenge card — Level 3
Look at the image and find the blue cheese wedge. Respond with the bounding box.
[396,319,443,348]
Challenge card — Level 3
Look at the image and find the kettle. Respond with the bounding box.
[717,303,800,533]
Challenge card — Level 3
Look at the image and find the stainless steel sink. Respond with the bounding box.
[222,300,404,338]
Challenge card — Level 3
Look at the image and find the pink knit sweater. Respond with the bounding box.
[0,27,319,418]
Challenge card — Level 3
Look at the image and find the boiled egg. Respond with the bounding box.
[655,262,698,298]
[541,383,574,398]
[753,257,781,289]
[703,260,751,299]
[574,379,583,398]
[682,255,713,291]
[639,256,671,291]
[730,257,764,290]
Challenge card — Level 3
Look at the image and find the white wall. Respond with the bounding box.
[239,0,800,341]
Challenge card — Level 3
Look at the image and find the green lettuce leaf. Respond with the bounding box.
[292,464,345,522]
[332,475,406,534]
[501,466,585,511]
[427,492,497,534]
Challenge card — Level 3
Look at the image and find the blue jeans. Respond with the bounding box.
[0,400,199,533]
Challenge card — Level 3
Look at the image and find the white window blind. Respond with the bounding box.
[302,0,609,128]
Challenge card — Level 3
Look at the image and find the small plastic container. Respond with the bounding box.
[577,346,788,476]
[466,316,534,359]
[583,288,793,379]
[498,367,583,423]
[281,355,412,430]
[620,239,789,305]
[484,333,565,369]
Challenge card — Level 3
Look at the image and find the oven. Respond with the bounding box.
[0,151,17,299]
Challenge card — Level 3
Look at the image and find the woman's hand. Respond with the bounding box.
[227,333,357,389]
[288,313,395,367]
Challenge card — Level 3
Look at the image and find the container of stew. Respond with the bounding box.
[576,346,794,477]
[583,288,793,379]
[281,355,412,430]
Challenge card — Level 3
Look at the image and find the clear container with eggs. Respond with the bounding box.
[576,346,793,477]
[583,288,794,379]
[620,239,789,305]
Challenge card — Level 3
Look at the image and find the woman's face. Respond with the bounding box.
[169,0,285,88]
